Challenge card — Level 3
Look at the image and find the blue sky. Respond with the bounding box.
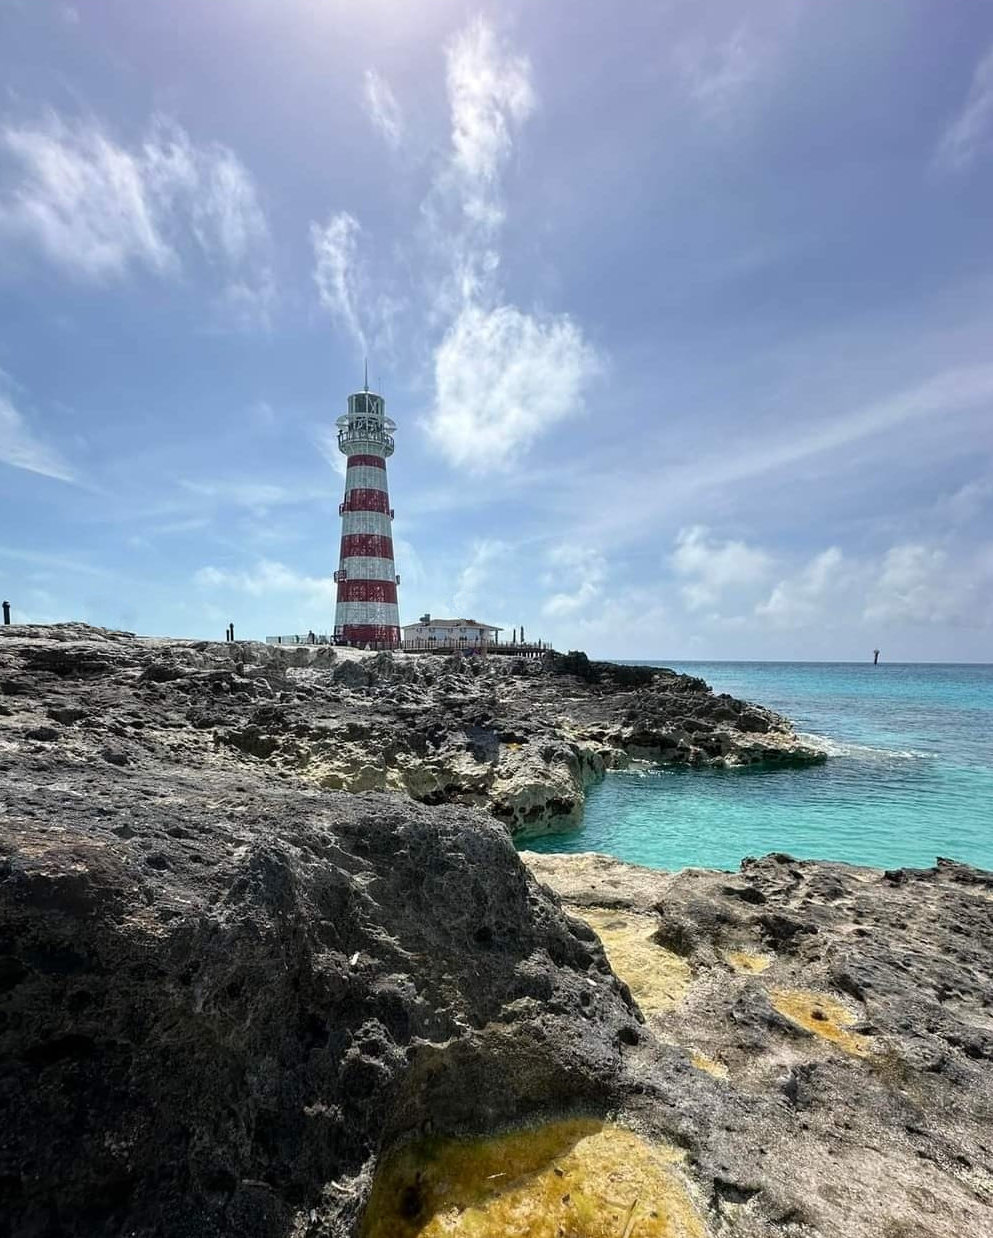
[1,0,991,660]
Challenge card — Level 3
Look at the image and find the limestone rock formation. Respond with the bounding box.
[0,623,823,842]
[1,765,639,1234]
[523,849,993,1237]
[8,624,978,1237]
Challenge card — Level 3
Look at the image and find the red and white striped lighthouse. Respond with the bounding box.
[333,379,400,646]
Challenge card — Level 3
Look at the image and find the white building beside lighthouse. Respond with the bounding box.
[401,615,502,648]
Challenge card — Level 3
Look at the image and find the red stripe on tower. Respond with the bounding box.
[340,533,395,559]
[337,578,398,603]
[339,624,401,644]
[342,488,392,514]
[333,384,400,646]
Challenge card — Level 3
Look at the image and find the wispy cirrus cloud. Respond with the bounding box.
[311,211,368,354]
[444,18,534,207]
[315,424,348,478]
[363,69,404,149]
[937,477,993,527]
[676,24,766,119]
[179,477,335,515]
[0,391,76,483]
[422,18,601,473]
[424,15,534,306]
[934,43,993,172]
[0,544,115,578]
[0,113,172,280]
[194,558,333,597]
[309,18,602,473]
[0,111,274,324]
[574,361,993,545]
[310,210,403,359]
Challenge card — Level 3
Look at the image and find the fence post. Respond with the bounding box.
[1,600,10,625]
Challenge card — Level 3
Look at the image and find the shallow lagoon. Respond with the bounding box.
[524,662,993,872]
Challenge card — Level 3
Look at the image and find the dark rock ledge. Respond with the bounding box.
[1,623,825,839]
[3,626,988,1236]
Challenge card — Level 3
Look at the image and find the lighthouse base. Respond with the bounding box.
[336,624,401,647]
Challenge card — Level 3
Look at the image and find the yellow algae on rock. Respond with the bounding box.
[573,907,691,1013]
[769,989,870,1056]
[361,1119,709,1238]
[689,1052,729,1079]
[723,949,773,974]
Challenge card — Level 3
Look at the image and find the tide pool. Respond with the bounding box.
[523,661,993,872]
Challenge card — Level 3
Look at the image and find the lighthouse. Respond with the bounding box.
[332,376,400,646]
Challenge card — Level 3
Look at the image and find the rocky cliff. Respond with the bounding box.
[0,624,823,841]
[2,625,988,1237]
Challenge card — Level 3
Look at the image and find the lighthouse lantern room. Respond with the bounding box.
[333,378,401,646]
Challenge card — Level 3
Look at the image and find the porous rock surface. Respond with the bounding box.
[0,624,823,839]
[0,628,645,1236]
[523,849,993,1237]
[6,624,985,1236]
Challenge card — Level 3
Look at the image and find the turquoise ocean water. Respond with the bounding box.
[523,662,993,873]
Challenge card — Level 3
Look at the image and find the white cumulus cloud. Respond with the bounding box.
[753,541,993,633]
[672,525,773,611]
[862,543,989,627]
[430,304,600,472]
[542,543,606,617]
[755,547,846,628]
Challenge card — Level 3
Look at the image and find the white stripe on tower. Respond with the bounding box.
[334,600,401,626]
[345,464,389,491]
[337,511,393,538]
[339,556,397,581]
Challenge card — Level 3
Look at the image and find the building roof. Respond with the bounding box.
[401,617,502,631]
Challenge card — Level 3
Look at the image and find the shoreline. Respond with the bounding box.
[0,624,828,838]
